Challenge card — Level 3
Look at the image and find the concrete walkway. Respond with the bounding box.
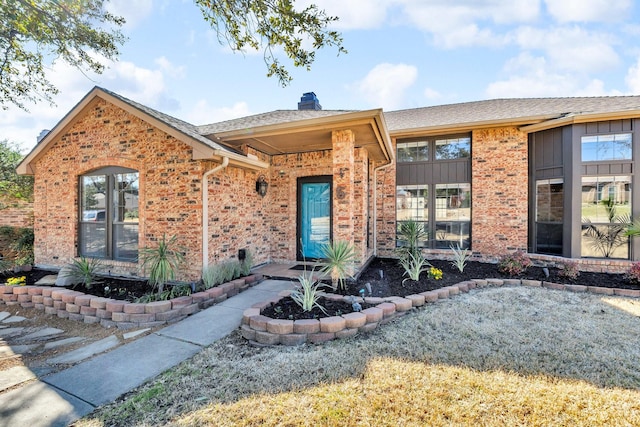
[0,279,293,427]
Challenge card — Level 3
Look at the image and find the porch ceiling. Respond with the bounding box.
[208,110,393,162]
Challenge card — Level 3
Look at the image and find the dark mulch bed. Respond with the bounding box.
[0,268,152,301]
[262,296,374,320]
[2,256,638,309]
[348,258,638,298]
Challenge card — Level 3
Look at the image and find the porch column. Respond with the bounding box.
[332,129,356,249]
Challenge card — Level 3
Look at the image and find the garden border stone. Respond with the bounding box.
[0,274,263,329]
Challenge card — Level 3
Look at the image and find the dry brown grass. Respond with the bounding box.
[77,286,640,427]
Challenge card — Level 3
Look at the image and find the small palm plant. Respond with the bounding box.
[320,240,356,292]
[64,256,103,289]
[397,219,428,259]
[140,234,185,294]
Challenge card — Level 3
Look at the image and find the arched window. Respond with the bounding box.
[79,167,139,261]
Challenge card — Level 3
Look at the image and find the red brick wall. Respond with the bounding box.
[32,98,264,280]
[374,158,398,258]
[205,164,271,267]
[471,127,529,257]
[0,202,33,228]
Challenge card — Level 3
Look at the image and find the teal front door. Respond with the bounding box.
[298,177,332,260]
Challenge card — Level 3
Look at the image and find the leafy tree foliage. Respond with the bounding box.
[0,0,126,110]
[0,140,33,202]
[195,0,346,85]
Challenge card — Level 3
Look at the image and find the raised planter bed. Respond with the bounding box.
[0,274,262,330]
[241,278,640,346]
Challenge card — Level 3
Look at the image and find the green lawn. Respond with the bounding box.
[77,286,640,426]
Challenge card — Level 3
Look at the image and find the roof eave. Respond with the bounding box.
[388,114,560,139]
[520,109,640,133]
[211,108,393,163]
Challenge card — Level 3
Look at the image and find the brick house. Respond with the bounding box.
[16,87,640,279]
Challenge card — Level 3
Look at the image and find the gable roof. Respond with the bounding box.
[17,87,269,175]
[201,108,393,161]
[385,96,640,137]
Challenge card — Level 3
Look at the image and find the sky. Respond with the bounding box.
[4,0,640,152]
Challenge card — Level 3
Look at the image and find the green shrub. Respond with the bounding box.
[202,263,224,289]
[136,283,192,303]
[625,262,640,284]
[498,251,532,276]
[558,261,580,280]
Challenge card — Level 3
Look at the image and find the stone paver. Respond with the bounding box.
[0,312,10,322]
[44,337,85,350]
[3,315,26,323]
[18,327,64,341]
[46,336,119,365]
[0,327,24,337]
[123,328,150,340]
[10,344,39,354]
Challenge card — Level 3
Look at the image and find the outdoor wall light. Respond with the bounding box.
[256,175,268,197]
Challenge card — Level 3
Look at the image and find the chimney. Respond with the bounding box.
[298,92,322,110]
[36,129,50,143]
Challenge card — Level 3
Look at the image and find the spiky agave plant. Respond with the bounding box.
[290,270,327,314]
[140,234,185,294]
[399,250,430,283]
[319,240,356,292]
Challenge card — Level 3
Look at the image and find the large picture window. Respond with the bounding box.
[396,134,471,249]
[79,167,139,261]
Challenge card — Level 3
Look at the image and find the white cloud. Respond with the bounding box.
[184,100,252,125]
[396,0,539,48]
[424,87,442,101]
[625,57,640,94]
[353,63,417,109]
[514,26,619,72]
[300,0,392,29]
[545,0,632,22]
[155,57,186,79]
[486,53,621,98]
[105,0,154,28]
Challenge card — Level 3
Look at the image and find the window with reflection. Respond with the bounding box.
[581,175,631,259]
[536,179,563,255]
[582,133,632,162]
[79,167,139,261]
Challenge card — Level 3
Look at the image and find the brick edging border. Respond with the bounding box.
[241,278,640,346]
[0,274,263,330]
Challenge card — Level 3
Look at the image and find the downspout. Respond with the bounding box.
[373,161,394,256]
[202,156,229,268]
